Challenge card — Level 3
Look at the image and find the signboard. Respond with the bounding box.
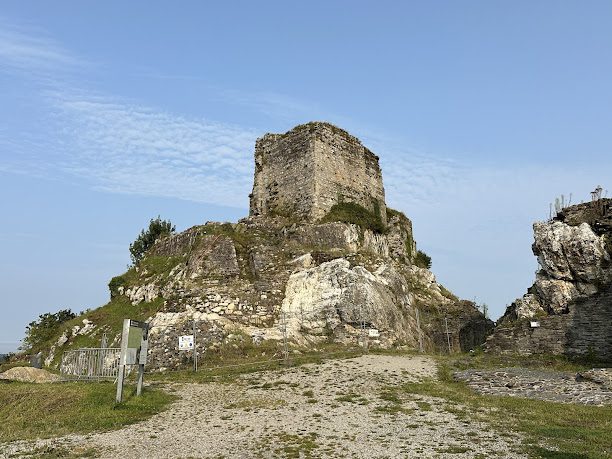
[530,321,541,328]
[179,335,194,350]
[116,318,149,403]
[368,329,380,338]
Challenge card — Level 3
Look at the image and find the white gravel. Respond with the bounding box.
[1,355,526,458]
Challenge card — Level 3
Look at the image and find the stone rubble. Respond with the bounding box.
[454,367,612,406]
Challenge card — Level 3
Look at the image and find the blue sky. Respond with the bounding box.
[1,1,611,353]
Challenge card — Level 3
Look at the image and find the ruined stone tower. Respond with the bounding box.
[249,122,387,224]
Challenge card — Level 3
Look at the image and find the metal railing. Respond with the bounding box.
[60,348,121,380]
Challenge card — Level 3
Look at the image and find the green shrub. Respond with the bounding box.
[320,202,386,233]
[22,309,76,353]
[108,274,127,298]
[129,216,175,264]
[415,250,432,269]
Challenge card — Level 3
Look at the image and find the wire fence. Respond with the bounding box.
[60,347,121,381]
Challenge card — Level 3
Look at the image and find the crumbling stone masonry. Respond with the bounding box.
[249,122,387,224]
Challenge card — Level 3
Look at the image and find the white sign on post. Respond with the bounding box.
[368,328,380,338]
[179,335,194,350]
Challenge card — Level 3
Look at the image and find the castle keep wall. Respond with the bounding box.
[250,122,386,224]
[311,124,386,223]
[249,128,317,220]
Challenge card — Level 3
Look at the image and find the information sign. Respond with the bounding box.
[179,335,194,350]
[116,318,149,403]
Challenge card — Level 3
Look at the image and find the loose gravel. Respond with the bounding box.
[454,367,612,405]
[1,355,526,458]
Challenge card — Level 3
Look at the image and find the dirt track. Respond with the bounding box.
[2,355,525,458]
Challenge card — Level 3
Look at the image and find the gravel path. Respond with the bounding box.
[2,355,526,458]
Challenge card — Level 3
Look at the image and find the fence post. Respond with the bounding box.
[416,308,423,353]
[193,319,198,372]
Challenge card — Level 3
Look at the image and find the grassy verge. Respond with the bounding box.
[396,355,612,459]
[0,381,175,443]
[150,343,365,384]
[448,349,596,373]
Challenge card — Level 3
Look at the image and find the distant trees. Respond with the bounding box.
[129,216,175,264]
[22,309,76,352]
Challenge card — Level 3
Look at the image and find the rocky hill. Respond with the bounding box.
[42,122,492,370]
[486,198,612,361]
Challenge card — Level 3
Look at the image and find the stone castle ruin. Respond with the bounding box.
[250,122,387,224]
[43,122,492,371]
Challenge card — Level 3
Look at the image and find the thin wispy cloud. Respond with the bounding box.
[0,16,466,211]
[0,18,80,73]
[47,91,258,207]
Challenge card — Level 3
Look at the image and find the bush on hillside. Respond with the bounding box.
[320,202,386,233]
[415,250,432,269]
[22,309,76,352]
[129,216,175,264]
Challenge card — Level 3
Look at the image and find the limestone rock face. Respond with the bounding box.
[533,221,610,285]
[281,258,416,346]
[501,209,611,321]
[487,199,612,361]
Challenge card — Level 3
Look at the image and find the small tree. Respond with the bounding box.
[480,303,489,319]
[22,309,76,352]
[415,250,432,269]
[129,216,175,264]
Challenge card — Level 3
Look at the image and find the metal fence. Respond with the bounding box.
[60,348,121,380]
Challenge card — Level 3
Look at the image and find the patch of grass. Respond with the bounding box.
[0,381,175,442]
[18,444,102,458]
[320,202,386,234]
[416,400,432,411]
[399,358,612,459]
[335,392,369,405]
[446,351,592,373]
[437,445,471,454]
[274,432,319,459]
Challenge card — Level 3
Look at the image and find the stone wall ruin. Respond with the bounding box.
[249,122,387,224]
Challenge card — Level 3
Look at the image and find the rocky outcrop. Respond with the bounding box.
[487,199,612,361]
[41,122,492,371]
[280,258,417,347]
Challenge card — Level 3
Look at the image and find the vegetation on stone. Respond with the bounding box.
[129,216,175,264]
[22,309,76,353]
[414,250,432,269]
[320,202,386,233]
